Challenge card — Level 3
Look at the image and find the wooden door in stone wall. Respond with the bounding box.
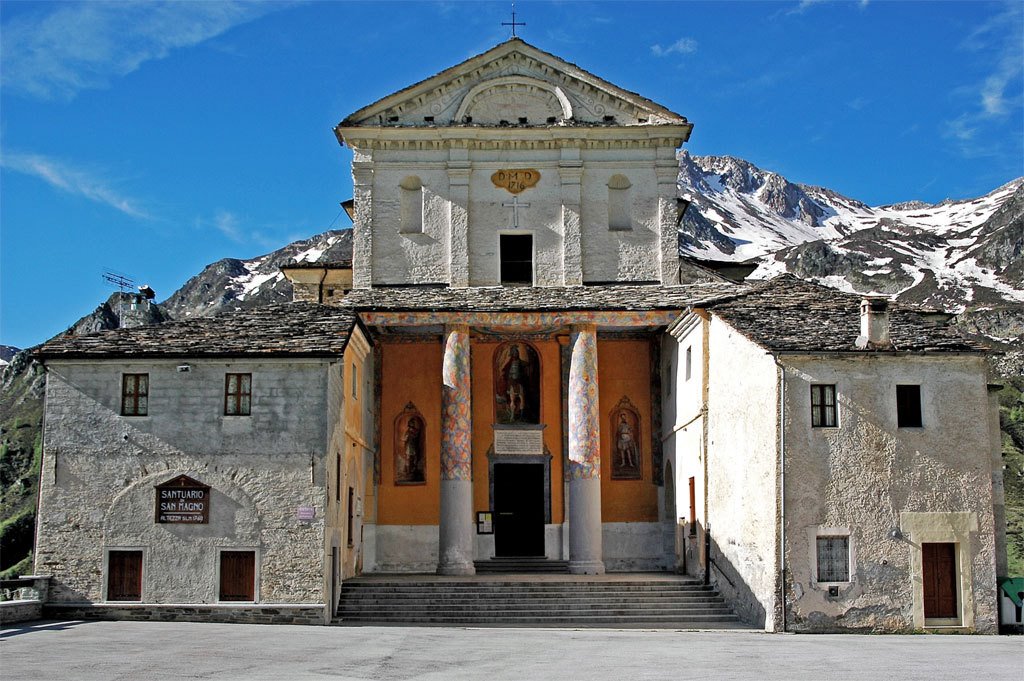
[219,551,256,602]
[922,542,958,619]
[107,550,143,601]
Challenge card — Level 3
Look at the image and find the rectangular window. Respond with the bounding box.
[347,487,355,548]
[499,234,533,285]
[816,536,850,582]
[810,384,837,428]
[685,346,692,381]
[688,476,697,535]
[121,374,149,416]
[224,373,252,416]
[219,550,255,602]
[897,384,922,427]
[351,364,358,399]
[336,454,342,503]
[107,550,143,601]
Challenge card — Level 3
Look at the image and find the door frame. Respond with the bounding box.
[487,446,552,525]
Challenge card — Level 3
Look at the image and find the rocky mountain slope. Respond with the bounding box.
[678,153,1023,318]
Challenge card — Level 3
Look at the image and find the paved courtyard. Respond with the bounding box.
[1,619,1020,680]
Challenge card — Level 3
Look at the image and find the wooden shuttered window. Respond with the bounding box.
[121,374,148,416]
[107,550,143,601]
[224,373,252,416]
[219,551,256,602]
[810,384,837,428]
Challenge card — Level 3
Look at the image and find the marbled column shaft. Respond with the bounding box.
[438,324,474,575]
[568,323,605,574]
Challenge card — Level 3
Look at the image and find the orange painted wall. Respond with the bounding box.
[470,339,564,523]
[377,341,442,525]
[598,339,658,522]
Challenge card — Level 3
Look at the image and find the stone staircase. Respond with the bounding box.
[333,575,742,628]
[473,557,569,574]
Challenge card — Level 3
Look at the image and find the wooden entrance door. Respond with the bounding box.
[107,550,143,601]
[494,463,545,557]
[219,551,255,601]
[922,542,958,619]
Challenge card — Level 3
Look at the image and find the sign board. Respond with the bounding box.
[476,512,493,535]
[297,506,316,521]
[155,475,210,524]
[493,427,544,456]
[491,169,540,195]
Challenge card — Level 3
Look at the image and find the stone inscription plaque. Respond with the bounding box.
[155,475,210,524]
[494,428,544,455]
[491,169,540,194]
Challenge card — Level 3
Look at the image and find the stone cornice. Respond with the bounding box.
[337,124,692,151]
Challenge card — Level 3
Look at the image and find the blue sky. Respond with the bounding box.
[2,0,1021,349]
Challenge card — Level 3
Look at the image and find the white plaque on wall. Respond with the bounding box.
[493,426,544,455]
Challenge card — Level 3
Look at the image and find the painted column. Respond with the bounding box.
[567,323,605,574]
[438,324,475,575]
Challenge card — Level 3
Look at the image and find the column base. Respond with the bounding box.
[567,559,606,575]
[436,561,476,576]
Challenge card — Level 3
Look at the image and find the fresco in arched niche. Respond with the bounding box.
[394,402,426,485]
[611,396,642,480]
[494,341,541,425]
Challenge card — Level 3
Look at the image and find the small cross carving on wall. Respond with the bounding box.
[502,195,531,228]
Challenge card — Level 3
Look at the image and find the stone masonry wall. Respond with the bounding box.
[35,359,332,612]
[781,354,999,633]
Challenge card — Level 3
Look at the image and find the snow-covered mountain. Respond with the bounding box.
[678,153,1023,313]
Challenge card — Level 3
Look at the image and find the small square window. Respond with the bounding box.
[224,373,252,416]
[816,536,850,582]
[810,384,837,428]
[121,374,149,416]
[897,384,922,428]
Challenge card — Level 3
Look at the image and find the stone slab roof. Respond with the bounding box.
[342,283,740,312]
[699,275,985,353]
[36,303,357,359]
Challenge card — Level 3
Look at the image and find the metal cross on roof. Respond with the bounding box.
[502,3,526,37]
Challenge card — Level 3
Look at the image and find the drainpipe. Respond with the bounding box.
[774,355,787,633]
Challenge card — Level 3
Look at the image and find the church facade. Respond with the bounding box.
[33,39,1005,632]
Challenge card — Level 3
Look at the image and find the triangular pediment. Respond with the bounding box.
[339,38,687,129]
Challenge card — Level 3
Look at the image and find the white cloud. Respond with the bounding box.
[959,2,1023,118]
[651,37,698,57]
[1,152,149,218]
[0,1,281,100]
[214,211,244,242]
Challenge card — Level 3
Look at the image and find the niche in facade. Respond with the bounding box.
[493,341,541,425]
[394,402,426,485]
[399,176,424,234]
[610,395,642,480]
[607,174,632,231]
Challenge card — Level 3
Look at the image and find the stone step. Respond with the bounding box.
[341,582,708,592]
[335,613,742,625]
[473,559,570,573]
[340,597,725,607]
[340,607,735,618]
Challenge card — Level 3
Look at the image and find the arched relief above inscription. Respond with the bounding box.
[454,76,572,124]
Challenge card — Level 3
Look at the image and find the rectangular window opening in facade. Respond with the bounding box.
[351,364,359,399]
[219,550,256,602]
[685,346,692,381]
[816,536,850,582]
[347,487,355,547]
[896,384,922,428]
[224,373,252,416]
[810,384,837,428]
[107,550,143,601]
[688,477,697,535]
[121,374,149,416]
[499,233,533,285]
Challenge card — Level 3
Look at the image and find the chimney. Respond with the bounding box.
[856,297,891,349]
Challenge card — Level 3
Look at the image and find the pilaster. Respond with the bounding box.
[656,148,681,284]
[352,156,374,289]
[447,150,471,288]
[559,150,584,286]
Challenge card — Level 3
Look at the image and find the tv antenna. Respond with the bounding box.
[101,269,136,328]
